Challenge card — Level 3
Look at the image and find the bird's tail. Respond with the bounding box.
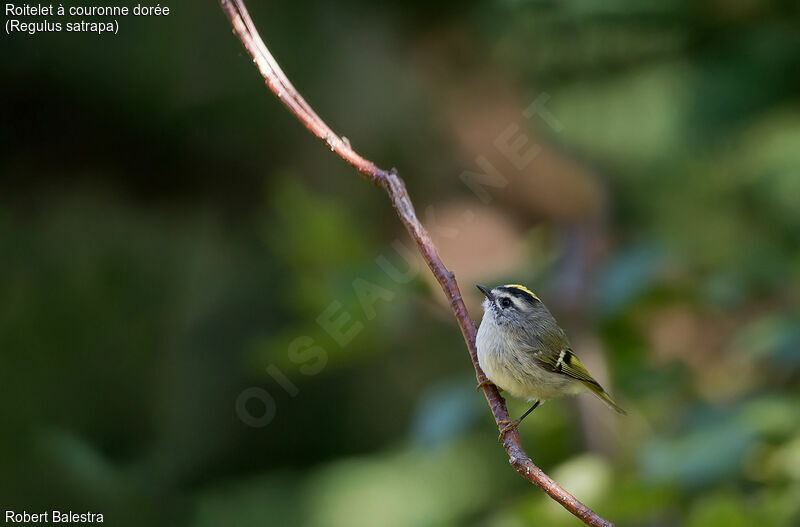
[583,382,627,415]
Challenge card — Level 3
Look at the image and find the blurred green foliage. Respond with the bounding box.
[1,0,799,525]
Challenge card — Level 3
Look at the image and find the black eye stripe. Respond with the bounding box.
[498,287,539,305]
[500,297,512,307]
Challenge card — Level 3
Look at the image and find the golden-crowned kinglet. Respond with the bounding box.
[476,284,625,435]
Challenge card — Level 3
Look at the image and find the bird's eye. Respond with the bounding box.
[500,298,512,308]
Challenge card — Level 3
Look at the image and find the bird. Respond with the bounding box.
[475,283,625,436]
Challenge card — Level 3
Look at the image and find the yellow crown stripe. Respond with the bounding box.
[503,284,540,301]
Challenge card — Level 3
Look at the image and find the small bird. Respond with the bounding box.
[475,284,625,435]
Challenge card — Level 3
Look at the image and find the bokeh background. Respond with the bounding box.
[2,1,800,525]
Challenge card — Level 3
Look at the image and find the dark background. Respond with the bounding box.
[1,1,799,525]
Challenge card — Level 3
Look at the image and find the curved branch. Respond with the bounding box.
[219,2,614,526]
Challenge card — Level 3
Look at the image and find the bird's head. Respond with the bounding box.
[476,283,549,328]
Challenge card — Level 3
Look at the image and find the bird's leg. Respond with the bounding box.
[516,400,541,424]
[498,400,540,439]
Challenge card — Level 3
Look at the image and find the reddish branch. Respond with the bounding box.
[219,2,614,526]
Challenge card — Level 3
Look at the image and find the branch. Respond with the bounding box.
[219,2,614,526]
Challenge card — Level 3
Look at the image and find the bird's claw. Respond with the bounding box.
[475,379,493,391]
[476,380,503,393]
[496,419,521,442]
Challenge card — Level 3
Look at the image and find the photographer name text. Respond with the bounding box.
[4,511,103,523]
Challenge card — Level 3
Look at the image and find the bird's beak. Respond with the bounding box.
[476,285,494,301]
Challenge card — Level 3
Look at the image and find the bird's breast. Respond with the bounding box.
[476,318,530,399]
[476,316,580,401]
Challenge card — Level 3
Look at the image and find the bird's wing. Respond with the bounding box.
[534,348,597,384]
[534,349,626,414]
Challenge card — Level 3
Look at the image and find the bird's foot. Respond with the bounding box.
[496,419,521,442]
[476,380,503,392]
[475,379,493,391]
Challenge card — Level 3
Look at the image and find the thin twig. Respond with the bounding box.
[219,2,614,526]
